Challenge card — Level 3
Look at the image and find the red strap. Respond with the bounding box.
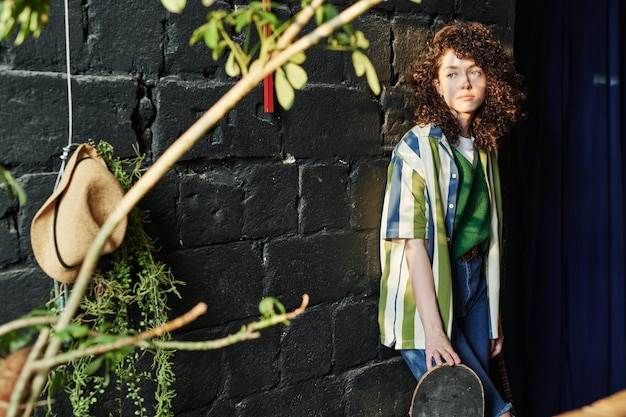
[262,0,274,113]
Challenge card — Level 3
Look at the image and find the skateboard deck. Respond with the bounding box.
[409,364,485,417]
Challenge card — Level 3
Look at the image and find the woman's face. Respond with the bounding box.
[433,49,487,125]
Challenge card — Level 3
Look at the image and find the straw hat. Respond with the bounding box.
[30,144,127,283]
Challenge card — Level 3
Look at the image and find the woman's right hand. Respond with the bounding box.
[424,329,461,369]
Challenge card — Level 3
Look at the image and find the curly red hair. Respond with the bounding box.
[409,22,526,150]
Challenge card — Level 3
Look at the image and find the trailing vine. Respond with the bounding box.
[47,141,183,417]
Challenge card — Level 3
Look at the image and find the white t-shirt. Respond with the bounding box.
[455,135,476,165]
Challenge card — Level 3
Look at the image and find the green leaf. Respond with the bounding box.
[204,19,219,50]
[352,51,381,95]
[355,30,369,50]
[257,10,281,28]
[213,40,227,61]
[234,10,252,33]
[343,23,356,37]
[335,33,350,46]
[83,356,105,376]
[225,51,241,77]
[47,370,65,395]
[315,4,338,26]
[87,334,119,346]
[288,52,306,65]
[161,0,186,14]
[258,297,287,318]
[52,323,89,342]
[0,165,27,205]
[202,0,216,6]
[363,55,381,95]
[352,50,366,77]
[190,23,208,45]
[314,6,324,26]
[275,67,295,110]
[284,62,307,90]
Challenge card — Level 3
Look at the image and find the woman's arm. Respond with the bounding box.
[405,238,461,369]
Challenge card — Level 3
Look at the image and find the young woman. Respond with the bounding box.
[378,22,525,417]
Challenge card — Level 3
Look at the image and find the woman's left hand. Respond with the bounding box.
[489,316,505,358]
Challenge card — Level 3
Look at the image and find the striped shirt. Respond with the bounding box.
[379,125,503,349]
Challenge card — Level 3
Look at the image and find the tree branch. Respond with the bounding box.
[19,0,384,413]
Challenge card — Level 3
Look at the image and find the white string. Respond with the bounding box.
[63,0,73,150]
[54,0,75,311]
[52,0,74,190]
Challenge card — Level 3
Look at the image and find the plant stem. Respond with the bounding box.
[30,303,207,371]
[275,0,325,50]
[0,317,58,338]
[140,294,309,351]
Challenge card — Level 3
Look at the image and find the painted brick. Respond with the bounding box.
[264,233,370,309]
[241,163,299,238]
[457,0,511,25]
[140,169,180,250]
[179,168,244,246]
[171,329,224,414]
[391,15,431,84]
[86,1,164,74]
[0,268,51,321]
[16,173,58,260]
[332,300,379,371]
[379,0,455,14]
[283,86,381,159]
[238,376,344,417]
[161,242,264,328]
[300,164,351,234]
[222,326,281,397]
[351,160,387,230]
[0,219,19,268]
[345,359,416,416]
[0,71,137,166]
[381,84,415,147]
[301,47,348,85]
[281,306,332,384]
[164,0,230,78]
[152,78,281,160]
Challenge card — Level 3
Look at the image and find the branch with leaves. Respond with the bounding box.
[0,0,421,415]
[1,295,309,417]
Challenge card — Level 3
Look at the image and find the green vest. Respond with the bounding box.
[450,148,490,260]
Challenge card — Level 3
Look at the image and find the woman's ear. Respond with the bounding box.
[432,79,442,96]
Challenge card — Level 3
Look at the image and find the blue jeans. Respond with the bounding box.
[400,255,512,417]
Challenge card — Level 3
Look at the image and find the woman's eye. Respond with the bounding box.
[446,73,457,78]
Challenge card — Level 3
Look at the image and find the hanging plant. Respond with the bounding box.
[46,141,183,417]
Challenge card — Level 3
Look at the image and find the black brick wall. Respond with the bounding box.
[0,0,515,415]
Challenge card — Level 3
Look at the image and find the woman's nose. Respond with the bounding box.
[462,74,471,88]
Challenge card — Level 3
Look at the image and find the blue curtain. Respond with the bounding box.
[501,1,626,415]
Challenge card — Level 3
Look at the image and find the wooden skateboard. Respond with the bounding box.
[410,364,485,417]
